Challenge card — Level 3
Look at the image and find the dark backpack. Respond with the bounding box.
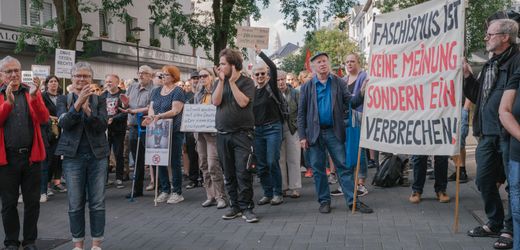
[265,84,290,121]
[372,154,404,187]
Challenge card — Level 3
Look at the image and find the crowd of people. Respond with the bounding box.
[0,17,519,250]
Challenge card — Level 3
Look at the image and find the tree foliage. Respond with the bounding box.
[280,28,360,74]
[15,0,359,65]
[377,0,513,56]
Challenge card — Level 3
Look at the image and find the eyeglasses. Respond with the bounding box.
[155,74,163,79]
[190,76,200,80]
[255,72,266,77]
[73,74,92,79]
[3,69,20,75]
[199,74,210,79]
[485,32,505,39]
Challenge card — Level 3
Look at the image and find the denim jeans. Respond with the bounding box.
[475,135,507,229]
[159,132,184,194]
[411,155,448,194]
[344,117,367,179]
[308,128,356,206]
[255,122,283,197]
[508,160,520,250]
[62,144,107,243]
[40,160,48,194]
[128,126,145,194]
[460,108,469,148]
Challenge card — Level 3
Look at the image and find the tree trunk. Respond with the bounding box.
[53,0,83,50]
[212,0,236,65]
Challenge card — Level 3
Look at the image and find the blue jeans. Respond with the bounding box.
[40,160,48,194]
[255,122,283,197]
[308,128,356,206]
[460,108,469,148]
[411,155,448,194]
[508,160,520,250]
[62,145,107,242]
[159,132,184,194]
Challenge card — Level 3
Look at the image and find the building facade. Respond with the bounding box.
[0,0,212,82]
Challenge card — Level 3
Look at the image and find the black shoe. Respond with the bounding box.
[23,244,38,250]
[125,192,143,199]
[186,181,200,189]
[367,159,377,169]
[349,201,374,214]
[4,245,18,250]
[222,207,242,220]
[319,202,331,213]
[448,171,468,183]
[242,209,259,223]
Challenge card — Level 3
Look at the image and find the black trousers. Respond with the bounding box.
[0,150,41,247]
[47,140,62,181]
[186,132,200,183]
[217,131,254,210]
[129,126,145,194]
[108,130,126,181]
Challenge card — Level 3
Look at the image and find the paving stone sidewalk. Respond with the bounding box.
[0,148,505,250]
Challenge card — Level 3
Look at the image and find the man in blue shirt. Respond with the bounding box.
[297,52,373,214]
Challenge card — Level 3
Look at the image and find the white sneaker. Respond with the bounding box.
[357,184,368,197]
[39,193,48,203]
[115,179,124,189]
[167,193,185,204]
[145,183,154,191]
[18,194,23,203]
[46,189,55,196]
[155,192,169,203]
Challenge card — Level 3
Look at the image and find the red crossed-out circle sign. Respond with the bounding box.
[152,154,161,164]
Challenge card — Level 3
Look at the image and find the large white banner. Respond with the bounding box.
[145,119,172,166]
[360,0,464,156]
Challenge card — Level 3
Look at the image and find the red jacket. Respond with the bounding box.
[0,90,50,166]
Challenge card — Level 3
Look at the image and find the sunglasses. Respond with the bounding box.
[199,74,210,79]
[255,72,266,77]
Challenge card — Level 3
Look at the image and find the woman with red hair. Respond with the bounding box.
[143,65,186,204]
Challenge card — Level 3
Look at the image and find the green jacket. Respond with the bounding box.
[282,85,299,135]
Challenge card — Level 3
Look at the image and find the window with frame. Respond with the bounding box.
[20,0,54,28]
[99,11,109,37]
[126,16,138,42]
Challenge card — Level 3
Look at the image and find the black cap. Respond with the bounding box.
[310,52,329,62]
[190,71,199,78]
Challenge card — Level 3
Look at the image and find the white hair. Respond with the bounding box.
[71,61,94,76]
[0,56,21,70]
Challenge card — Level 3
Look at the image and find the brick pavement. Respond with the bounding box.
[0,152,506,250]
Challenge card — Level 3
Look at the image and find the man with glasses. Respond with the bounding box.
[120,65,154,198]
[465,19,520,249]
[0,56,50,250]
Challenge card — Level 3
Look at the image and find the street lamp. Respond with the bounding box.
[131,26,145,70]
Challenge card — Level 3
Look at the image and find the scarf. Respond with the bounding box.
[482,44,516,103]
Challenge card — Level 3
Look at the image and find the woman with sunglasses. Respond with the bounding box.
[193,68,228,209]
[142,65,185,204]
[253,45,284,206]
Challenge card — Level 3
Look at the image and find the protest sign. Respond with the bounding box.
[31,65,50,79]
[180,104,217,133]
[54,49,75,78]
[236,26,269,49]
[21,71,33,83]
[359,0,464,156]
[145,119,172,166]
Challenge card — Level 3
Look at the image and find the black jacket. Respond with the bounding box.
[464,44,520,136]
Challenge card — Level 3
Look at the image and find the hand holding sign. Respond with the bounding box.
[463,59,472,79]
[254,44,262,55]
